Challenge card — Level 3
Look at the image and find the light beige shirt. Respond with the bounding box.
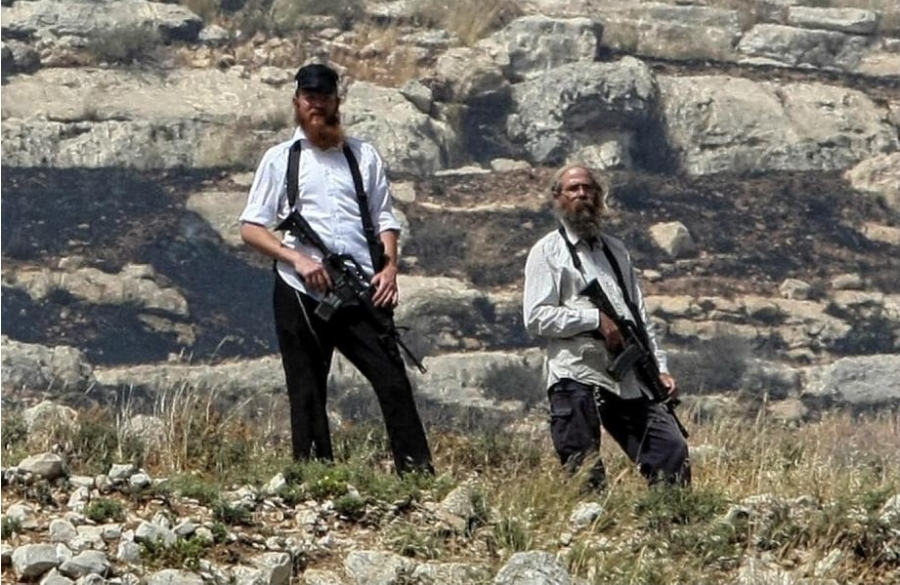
[523,223,667,399]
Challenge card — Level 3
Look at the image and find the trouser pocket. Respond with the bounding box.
[548,379,601,465]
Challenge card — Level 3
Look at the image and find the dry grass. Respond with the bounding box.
[3,392,897,583]
[332,24,423,87]
[411,0,522,46]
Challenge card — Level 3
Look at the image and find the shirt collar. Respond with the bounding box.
[291,127,307,141]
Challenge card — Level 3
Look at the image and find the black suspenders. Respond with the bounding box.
[558,226,653,349]
[285,140,384,272]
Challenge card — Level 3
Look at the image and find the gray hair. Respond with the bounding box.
[549,163,609,211]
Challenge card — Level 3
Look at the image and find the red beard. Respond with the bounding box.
[299,112,344,150]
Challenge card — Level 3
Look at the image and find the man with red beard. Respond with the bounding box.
[239,63,433,475]
[523,164,690,491]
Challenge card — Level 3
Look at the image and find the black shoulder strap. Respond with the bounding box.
[598,235,652,347]
[286,139,302,208]
[558,225,583,272]
[283,139,382,271]
[341,143,382,272]
[559,226,650,338]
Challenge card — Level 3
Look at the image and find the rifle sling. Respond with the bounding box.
[285,139,382,272]
[558,226,653,352]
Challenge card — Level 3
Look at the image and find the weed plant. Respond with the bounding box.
[3,386,896,583]
[1,516,22,540]
[84,497,126,523]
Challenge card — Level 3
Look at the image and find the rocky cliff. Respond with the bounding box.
[2,1,899,582]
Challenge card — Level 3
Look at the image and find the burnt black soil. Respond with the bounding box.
[402,168,899,296]
[1,167,275,364]
[2,165,897,365]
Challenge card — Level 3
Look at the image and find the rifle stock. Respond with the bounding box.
[276,212,427,373]
[580,279,689,438]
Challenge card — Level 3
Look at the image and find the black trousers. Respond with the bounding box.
[273,275,433,475]
[548,378,691,487]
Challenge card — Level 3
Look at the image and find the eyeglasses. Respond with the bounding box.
[298,91,337,104]
[561,182,598,194]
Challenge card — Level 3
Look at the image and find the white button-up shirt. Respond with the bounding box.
[523,222,668,399]
[239,128,401,298]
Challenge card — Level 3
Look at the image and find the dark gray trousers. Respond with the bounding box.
[548,378,691,488]
[273,275,433,475]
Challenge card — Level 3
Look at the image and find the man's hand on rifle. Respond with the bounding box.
[660,373,678,400]
[293,253,332,293]
[598,311,624,351]
[371,262,399,308]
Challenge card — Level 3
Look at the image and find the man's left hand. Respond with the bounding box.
[371,263,399,308]
[659,373,678,400]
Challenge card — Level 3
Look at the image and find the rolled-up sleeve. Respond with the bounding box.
[239,147,284,228]
[364,144,402,235]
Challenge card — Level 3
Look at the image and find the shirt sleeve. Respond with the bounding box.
[523,241,600,338]
[239,147,284,228]
[364,144,402,234]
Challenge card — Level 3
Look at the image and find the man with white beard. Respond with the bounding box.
[523,164,690,491]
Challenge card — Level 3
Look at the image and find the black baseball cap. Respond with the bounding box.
[294,63,339,94]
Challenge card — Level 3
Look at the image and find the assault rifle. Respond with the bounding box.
[580,279,689,438]
[277,210,427,373]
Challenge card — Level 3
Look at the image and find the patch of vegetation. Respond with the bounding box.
[84,497,126,523]
[212,501,252,526]
[65,409,123,475]
[168,475,222,507]
[1,413,27,451]
[635,486,728,530]
[491,515,532,552]
[1,516,22,540]
[443,429,542,473]
[140,535,210,571]
[275,484,305,507]
[210,522,229,544]
[334,493,366,520]
[411,0,522,45]
[386,520,445,559]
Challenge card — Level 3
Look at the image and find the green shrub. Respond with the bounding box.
[1,414,27,450]
[275,484,305,507]
[334,493,366,520]
[210,522,229,543]
[68,412,120,475]
[1,516,22,540]
[85,498,126,523]
[169,475,221,507]
[270,0,365,32]
[212,501,252,526]
[492,516,532,552]
[307,473,349,500]
[634,486,728,531]
[140,535,209,570]
[386,521,445,559]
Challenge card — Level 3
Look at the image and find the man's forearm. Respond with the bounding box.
[380,230,399,267]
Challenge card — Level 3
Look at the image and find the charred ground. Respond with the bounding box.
[1,165,897,365]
